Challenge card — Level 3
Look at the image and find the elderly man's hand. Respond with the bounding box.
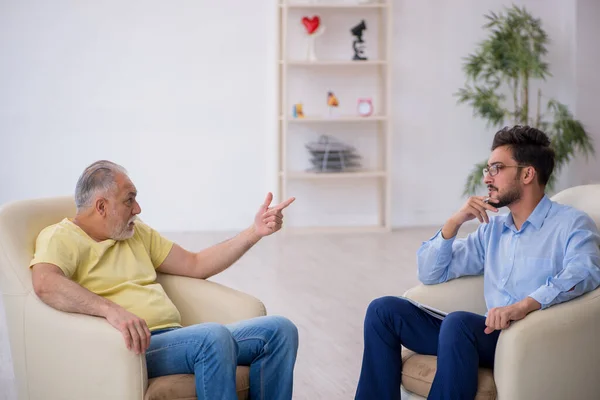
[105,305,151,354]
[253,192,295,237]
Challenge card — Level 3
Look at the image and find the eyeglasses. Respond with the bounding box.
[483,164,528,177]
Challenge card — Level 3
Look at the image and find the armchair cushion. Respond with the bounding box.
[156,273,267,326]
[401,349,496,400]
[145,366,250,400]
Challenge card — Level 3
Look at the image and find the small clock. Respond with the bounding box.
[357,98,373,117]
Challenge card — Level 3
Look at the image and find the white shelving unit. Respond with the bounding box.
[284,3,387,9]
[277,0,392,232]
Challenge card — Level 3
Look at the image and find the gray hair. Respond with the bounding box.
[75,160,127,212]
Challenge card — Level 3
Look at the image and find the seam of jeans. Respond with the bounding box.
[231,336,276,400]
[146,340,207,356]
[231,336,268,399]
[261,341,268,400]
[202,344,207,400]
[235,336,268,345]
[233,336,269,399]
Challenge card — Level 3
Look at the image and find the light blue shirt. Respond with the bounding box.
[417,195,600,312]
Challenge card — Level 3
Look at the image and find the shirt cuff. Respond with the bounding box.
[529,285,562,309]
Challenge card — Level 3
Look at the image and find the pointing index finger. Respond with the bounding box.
[273,197,296,211]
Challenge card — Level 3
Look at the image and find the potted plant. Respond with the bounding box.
[456,5,594,195]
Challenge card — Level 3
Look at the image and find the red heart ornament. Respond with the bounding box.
[302,16,320,35]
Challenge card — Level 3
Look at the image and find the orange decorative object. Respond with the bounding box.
[293,103,305,118]
[327,91,339,107]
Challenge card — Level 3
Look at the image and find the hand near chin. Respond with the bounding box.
[452,196,500,225]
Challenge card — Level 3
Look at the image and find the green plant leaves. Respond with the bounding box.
[456,5,593,195]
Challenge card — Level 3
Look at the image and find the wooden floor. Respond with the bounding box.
[0,226,451,400]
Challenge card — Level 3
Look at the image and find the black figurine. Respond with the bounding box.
[351,20,367,61]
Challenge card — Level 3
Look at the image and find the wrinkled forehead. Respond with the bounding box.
[487,146,514,166]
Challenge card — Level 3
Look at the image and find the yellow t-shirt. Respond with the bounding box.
[30,218,182,331]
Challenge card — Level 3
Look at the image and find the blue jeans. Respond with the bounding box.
[355,297,500,400]
[146,315,298,400]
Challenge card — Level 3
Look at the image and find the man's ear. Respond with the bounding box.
[95,197,107,216]
[523,166,536,184]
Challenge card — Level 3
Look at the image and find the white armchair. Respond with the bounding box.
[0,196,266,400]
[401,184,600,400]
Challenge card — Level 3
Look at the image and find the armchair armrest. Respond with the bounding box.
[156,273,267,326]
[24,294,146,400]
[494,287,600,400]
[403,275,486,315]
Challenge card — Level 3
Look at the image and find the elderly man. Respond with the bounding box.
[30,160,298,400]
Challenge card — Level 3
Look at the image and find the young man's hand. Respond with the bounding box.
[441,196,499,239]
[484,297,541,334]
[453,196,499,225]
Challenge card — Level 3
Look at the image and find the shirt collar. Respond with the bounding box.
[503,195,552,232]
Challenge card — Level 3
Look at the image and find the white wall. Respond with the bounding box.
[568,0,600,186]
[0,0,278,231]
[0,0,594,231]
[391,0,579,227]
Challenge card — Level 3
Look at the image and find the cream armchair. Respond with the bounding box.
[400,184,600,400]
[0,196,266,400]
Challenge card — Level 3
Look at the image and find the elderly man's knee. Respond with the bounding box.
[268,315,299,351]
[191,323,237,355]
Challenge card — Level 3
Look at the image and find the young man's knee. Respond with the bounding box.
[365,296,412,323]
[439,311,480,337]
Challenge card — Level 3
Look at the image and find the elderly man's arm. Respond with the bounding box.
[31,263,151,354]
[157,192,294,279]
[32,263,113,316]
[157,227,262,279]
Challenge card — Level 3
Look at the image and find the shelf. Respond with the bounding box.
[282,60,387,66]
[282,115,387,123]
[281,3,387,9]
[282,170,386,179]
[277,0,392,232]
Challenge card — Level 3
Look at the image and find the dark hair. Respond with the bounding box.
[491,125,555,186]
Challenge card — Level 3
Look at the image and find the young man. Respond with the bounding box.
[30,160,299,400]
[355,125,600,400]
